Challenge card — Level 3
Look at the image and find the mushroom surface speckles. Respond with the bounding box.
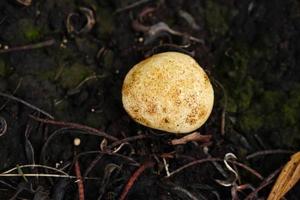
[122,52,214,134]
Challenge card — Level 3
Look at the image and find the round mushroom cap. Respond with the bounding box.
[122,52,214,134]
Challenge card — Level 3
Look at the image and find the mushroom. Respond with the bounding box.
[122,52,214,134]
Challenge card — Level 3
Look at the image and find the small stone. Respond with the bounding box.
[73,138,81,146]
[122,52,214,134]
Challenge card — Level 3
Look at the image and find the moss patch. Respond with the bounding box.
[204,0,237,39]
[59,63,94,89]
[96,7,115,39]
[2,18,44,43]
[0,60,7,77]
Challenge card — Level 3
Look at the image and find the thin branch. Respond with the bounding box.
[172,186,199,200]
[166,158,264,180]
[29,115,118,141]
[246,150,295,160]
[231,161,264,180]
[0,78,23,111]
[0,92,54,119]
[2,164,68,176]
[0,173,76,178]
[75,151,139,166]
[119,161,154,200]
[108,135,149,149]
[167,158,222,178]
[244,168,282,200]
[0,39,55,54]
[115,0,151,13]
[75,160,85,200]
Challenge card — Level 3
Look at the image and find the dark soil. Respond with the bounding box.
[1,0,300,199]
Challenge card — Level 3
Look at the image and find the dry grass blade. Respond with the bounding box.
[0,116,7,136]
[170,132,211,145]
[0,92,54,119]
[16,0,32,6]
[1,164,69,176]
[267,152,300,200]
[29,115,118,141]
[0,39,55,54]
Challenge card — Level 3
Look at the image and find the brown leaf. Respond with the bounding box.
[16,0,32,6]
[267,152,300,200]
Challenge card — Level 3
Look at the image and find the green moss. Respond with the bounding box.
[239,110,263,132]
[96,8,115,39]
[282,85,300,126]
[204,0,237,38]
[59,63,94,89]
[261,91,284,112]
[282,105,297,125]
[217,42,251,86]
[227,96,237,113]
[235,84,300,147]
[39,69,57,81]
[2,18,43,43]
[85,112,106,127]
[75,38,98,55]
[0,60,7,77]
[225,77,259,114]
[237,79,256,110]
[54,100,71,119]
[19,19,42,42]
[103,50,114,69]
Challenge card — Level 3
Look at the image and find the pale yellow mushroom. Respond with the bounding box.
[122,52,214,134]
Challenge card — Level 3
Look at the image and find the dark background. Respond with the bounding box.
[0,0,300,199]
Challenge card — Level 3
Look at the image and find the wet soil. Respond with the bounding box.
[0,0,300,199]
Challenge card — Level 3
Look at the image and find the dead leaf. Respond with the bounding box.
[16,0,32,6]
[170,132,212,145]
[267,152,300,200]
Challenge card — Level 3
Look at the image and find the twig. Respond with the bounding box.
[75,151,140,166]
[0,78,23,111]
[163,158,170,177]
[231,161,264,180]
[2,164,69,176]
[213,79,228,136]
[83,154,104,178]
[75,160,85,200]
[0,173,100,180]
[246,150,295,160]
[83,136,145,178]
[172,186,199,200]
[71,74,107,93]
[167,158,222,178]
[38,128,124,183]
[244,168,282,200]
[138,7,156,21]
[67,7,95,35]
[166,158,264,180]
[119,161,155,200]
[0,116,7,136]
[29,115,118,141]
[215,153,239,187]
[170,132,212,145]
[0,180,16,190]
[108,135,149,149]
[146,43,193,58]
[0,164,101,180]
[0,173,76,178]
[0,92,54,119]
[0,16,7,25]
[115,0,151,13]
[0,39,55,54]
